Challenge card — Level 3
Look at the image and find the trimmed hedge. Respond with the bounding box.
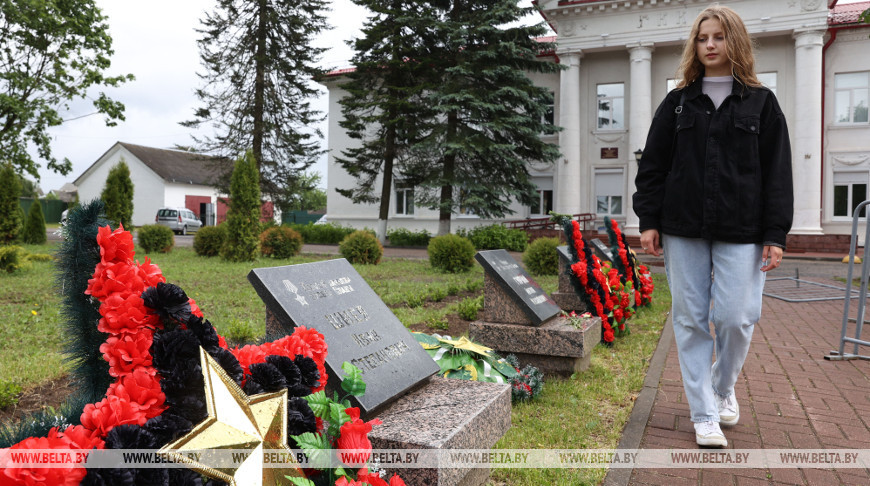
[428,234,476,273]
[386,227,431,247]
[193,225,226,257]
[288,222,356,245]
[138,225,175,253]
[523,237,560,276]
[459,224,528,252]
[260,226,303,259]
[339,230,383,264]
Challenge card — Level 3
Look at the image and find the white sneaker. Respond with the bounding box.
[694,421,727,447]
[717,393,739,426]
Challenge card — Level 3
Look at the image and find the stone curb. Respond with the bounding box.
[602,313,674,486]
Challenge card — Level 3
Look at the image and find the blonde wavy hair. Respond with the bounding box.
[675,5,761,89]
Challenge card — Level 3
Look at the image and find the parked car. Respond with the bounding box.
[155,207,202,235]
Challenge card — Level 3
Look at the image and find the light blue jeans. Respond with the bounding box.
[663,235,765,423]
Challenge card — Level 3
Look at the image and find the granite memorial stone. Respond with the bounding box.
[474,249,560,326]
[590,238,614,263]
[552,246,588,313]
[248,259,440,415]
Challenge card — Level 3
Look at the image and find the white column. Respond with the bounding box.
[556,51,582,215]
[792,29,825,234]
[626,43,654,235]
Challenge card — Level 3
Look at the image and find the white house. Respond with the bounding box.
[320,0,870,251]
[74,142,230,227]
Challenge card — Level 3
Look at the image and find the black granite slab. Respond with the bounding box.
[474,250,560,326]
[590,238,614,263]
[248,259,439,416]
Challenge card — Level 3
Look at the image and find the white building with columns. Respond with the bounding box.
[321,0,869,250]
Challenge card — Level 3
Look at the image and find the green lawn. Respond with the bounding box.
[0,241,670,485]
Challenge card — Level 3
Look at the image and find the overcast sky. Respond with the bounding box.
[30,0,539,193]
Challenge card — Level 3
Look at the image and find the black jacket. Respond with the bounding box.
[633,78,793,247]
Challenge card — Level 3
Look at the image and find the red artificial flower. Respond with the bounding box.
[337,407,382,466]
[100,333,154,377]
[334,477,368,486]
[188,298,203,318]
[613,308,624,323]
[87,261,146,301]
[218,334,228,349]
[356,469,389,486]
[96,224,135,264]
[603,329,615,343]
[231,344,268,375]
[1,429,88,486]
[80,395,147,437]
[107,367,166,418]
[59,425,105,451]
[136,256,165,290]
[97,293,161,335]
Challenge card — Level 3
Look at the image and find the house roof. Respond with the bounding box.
[101,142,227,186]
[830,1,870,25]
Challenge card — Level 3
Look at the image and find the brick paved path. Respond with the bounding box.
[631,279,870,485]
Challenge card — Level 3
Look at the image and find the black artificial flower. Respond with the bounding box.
[187,315,220,351]
[168,468,204,485]
[144,412,194,446]
[248,362,287,392]
[210,347,245,387]
[164,394,208,424]
[151,329,201,376]
[159,363,205,400]
[243,378,265,396]
[265,355,309,397]
[294,355,320,389]
[104,424,159,450]
[135,468,169,486]
[286,397,317,436]
[142,282,192,325]
[81,467,135,486]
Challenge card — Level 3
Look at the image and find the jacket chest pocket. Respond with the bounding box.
[672,113,696,170]
[732,115,761,171]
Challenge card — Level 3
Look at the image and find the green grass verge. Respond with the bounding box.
[1,242,671,486]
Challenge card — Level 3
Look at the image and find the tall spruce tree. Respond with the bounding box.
[408,0,562,235]
[22,199,47,244]
[182,0,328,210]
[101,159,134,229]
[0,163,22,244]
[336,0,438,243]
[221,150,261,262]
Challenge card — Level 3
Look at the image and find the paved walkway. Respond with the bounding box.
[618,262,870,485]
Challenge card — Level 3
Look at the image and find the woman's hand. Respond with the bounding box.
[640,229,662,257]
[761,245,782,272]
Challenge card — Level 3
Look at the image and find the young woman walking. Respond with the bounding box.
[633,5,793,447]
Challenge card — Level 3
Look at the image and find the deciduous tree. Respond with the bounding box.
[182,0,329,210]
[0,0,133,179]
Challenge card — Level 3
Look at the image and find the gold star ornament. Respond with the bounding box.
[159,347,304,485]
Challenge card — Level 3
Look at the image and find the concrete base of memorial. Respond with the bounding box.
[468,315,601,376]
[368,375,511,486]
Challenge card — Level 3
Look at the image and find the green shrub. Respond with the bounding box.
[138,224,175,253]
[0,379,22,409]
[523,237,561,276]
[386,227,431,247]
[101,159,134,229]
[428,286,447,302]
[27,253,53,262]
[459,224,528,252]
[464,278,483,293]
[428,234,476,273]
[0,163,22,244]
[193,225,227,257]
[260,226,303,259]
[0,246,30,274]
[457,295,484,321]
[446,283,461,296]
[339,230,383,264]
[289,222,356,244]
[406,294,424,308]
[21,200,46,244]
[426,317,449,331]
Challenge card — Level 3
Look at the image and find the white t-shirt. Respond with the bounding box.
[702,76,733,110]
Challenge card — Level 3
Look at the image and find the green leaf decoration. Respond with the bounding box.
[303,390,330,418]
[329,402,350,428]
[340,361,366,396]
[413,332,442,348]
[291,432,331,471]
[286,477,316,486]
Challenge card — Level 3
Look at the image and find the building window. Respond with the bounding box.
[530,190,553,216]
[757,72,777,96]
[833,172,868,219]
[597,83,624,130]
[595,167,624,216]
[395,182,414,216]
[835,72,869,124]
[542,91,555,126]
